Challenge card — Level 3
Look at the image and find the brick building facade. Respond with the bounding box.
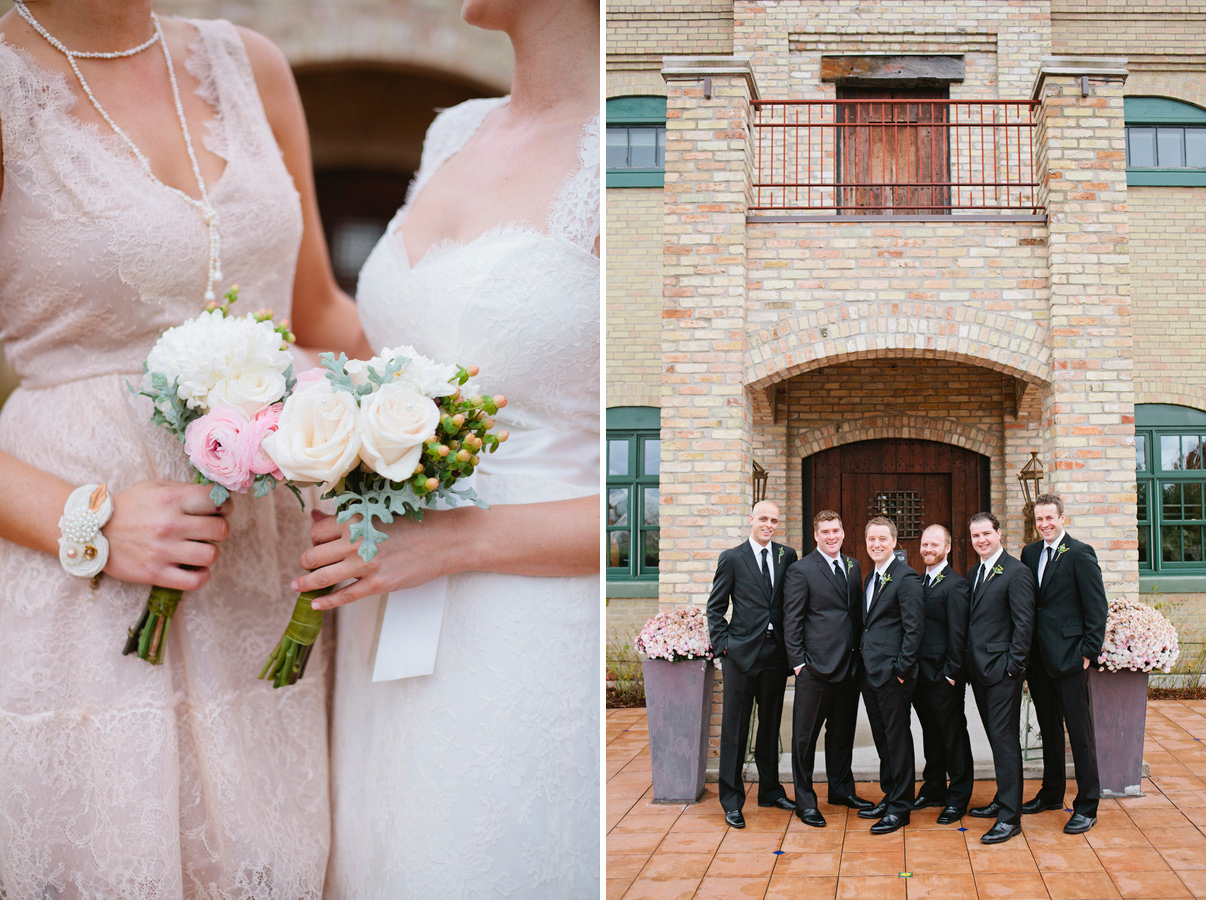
[606,1,1206,761]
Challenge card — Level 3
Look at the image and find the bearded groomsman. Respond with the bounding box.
[783,510,873,828]
[965,512,1036,844]
[855,517,923,834]
[706,500,798,829]
[1020,494,1108,835]
[911,524,975,825]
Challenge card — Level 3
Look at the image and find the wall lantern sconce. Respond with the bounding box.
[1018,452,1044,543]
[752,460,768,505]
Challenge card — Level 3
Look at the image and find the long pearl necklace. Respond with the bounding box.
[15,1,223,302]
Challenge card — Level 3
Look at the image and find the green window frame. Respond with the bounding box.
[607,407,660,580]
[1136,404,1206,573]
[1125,97,1206,187]
[607,96,667,188]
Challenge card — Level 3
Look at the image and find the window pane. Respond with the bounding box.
[1157,127,1185,168]
[1138,524,1149,568]
[1128,127,1156,167]
[1137,482,1148,521]
[628,128,658,169]
[656,127,667,168]
[1185,525,1204,562]
[643,529,660,569]
[1162,434,1185,471]
[643,487,659,527]
[1189,436,1206,470]
[608,488,629,527]
[1186,483,1204,521]
[606,127,629,169]
[1163,482,1182,521]
[1187,128,1206,168]
[642,439,661,477]
[1163,525,1182,562]
[608,439,630,477]
[1136,434,1147,471]
[610,530,630,569]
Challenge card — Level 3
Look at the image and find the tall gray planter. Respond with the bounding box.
[642,658,715,803]
[1089,667,1149,797]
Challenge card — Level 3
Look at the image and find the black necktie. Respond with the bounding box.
[833,558,847,591]
[760,547,773,595]
[974,563,987,594]
[923,573,931,591]
[1041,545,1054,586]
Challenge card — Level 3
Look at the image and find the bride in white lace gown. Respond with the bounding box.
[294,1,600,898]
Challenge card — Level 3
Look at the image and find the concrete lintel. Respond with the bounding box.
[1031,56,1129,100]
[662,56,760,101]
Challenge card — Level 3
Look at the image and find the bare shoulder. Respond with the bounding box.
[233,25,294,95]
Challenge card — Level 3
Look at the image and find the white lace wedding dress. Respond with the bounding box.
[324,98,600,900]
[0,21,328,899]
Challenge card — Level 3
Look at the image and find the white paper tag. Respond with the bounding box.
[366,578,448,682]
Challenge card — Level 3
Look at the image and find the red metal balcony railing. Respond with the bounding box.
[751,99,1041,214]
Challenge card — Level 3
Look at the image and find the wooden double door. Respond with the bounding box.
[802,439,989,578]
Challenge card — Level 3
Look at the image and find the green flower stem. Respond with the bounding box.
[259,586,333,688]
[122,585,183,665]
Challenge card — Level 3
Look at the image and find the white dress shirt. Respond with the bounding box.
[749,536,775,632]
[973,547,1005,592]
[1037,530,1066,584]
[865,563,890,611]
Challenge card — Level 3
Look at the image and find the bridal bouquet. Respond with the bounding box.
[257,347,508,687]
[127,287,297,664]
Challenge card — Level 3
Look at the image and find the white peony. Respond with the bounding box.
[145,310,293,414]
[358,381,441,482]
[378,345,460,398]
[260,378,363,492]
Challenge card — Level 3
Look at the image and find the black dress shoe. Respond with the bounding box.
[1022,795,1065,815]
[724,809,745,829]
[796,808,826,828]
[969,801,1001,819]
[1064,814,1097,834]
[828,793,874,810]
[981,821,1022,844]
[758,797,796,810]
[936,806,966,825]
[913,794,944,810]
[857,801,888,820]
[869,813,909,834]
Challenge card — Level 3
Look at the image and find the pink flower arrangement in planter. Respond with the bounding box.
[1096,599,1180,673]
[635,606,715,662]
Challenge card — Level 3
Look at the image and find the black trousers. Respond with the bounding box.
[1028,662,1101,817]
[971,674,1024,825]
[912,675,975,809]
[718,633,790,812]
[790,666,859,810]
[860,672,917,818]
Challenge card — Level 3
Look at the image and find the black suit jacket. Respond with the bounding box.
[783,549,862,682]
[965,551,1036,685]
[858,557,924,687]
[706,540,798,673]
[1021,533,1109,678]
[918,563,971,683]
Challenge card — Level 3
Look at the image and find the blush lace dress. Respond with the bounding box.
[0,20,329,899]
[323,98,600,899]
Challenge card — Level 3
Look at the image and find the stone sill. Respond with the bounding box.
[607,581,659,599]
[749,213,1047,224]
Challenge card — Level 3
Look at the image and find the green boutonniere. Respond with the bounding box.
[778,546,785,563]
[992,564,1004,576]
[879,572,892,587]
[932,572,946,585]
[1055,543,1069,562]
[845,556,854,572]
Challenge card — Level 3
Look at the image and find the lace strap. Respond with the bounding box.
[405,97,508,209]
[546,113,600,253]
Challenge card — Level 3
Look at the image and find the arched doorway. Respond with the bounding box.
[802,438,990,577]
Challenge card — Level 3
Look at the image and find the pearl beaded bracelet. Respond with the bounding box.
[58,484,114,579]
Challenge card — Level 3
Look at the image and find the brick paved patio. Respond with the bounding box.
[607,701,1206,899]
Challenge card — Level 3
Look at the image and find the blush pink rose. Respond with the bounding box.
[241,402,286,480]
[296,366,327,384]
[184,405,254,492]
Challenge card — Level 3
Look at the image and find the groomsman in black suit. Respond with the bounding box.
[1020,493,1108,835]
[911,524,975,825]
[706,500,798,828]
[783,510,873,828]
[855,516,923,834]
[964,512,1036,844]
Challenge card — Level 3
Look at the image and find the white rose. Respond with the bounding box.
[379,345,460,398]
[260,380,362,492]
[343,358,378,388]
[358,381,441,481]
[207,369,289,418]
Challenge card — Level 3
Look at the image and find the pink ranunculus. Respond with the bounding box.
[184,405,254,492]
[241,402,286,480]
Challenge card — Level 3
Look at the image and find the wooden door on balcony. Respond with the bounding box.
[837,87,950,214]
[802,439,989,577]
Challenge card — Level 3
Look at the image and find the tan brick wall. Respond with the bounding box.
[1053,1,1206,64]
[607,1,734,65]
[607,188,664,410]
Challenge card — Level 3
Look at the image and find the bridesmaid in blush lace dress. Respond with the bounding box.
[294,1,601,898]
[0,1,369,897]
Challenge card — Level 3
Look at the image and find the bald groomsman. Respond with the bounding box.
[965,512,1036,844]
[912,524,975,825]
[706,500,798,829]
[1020,494,1108,835]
